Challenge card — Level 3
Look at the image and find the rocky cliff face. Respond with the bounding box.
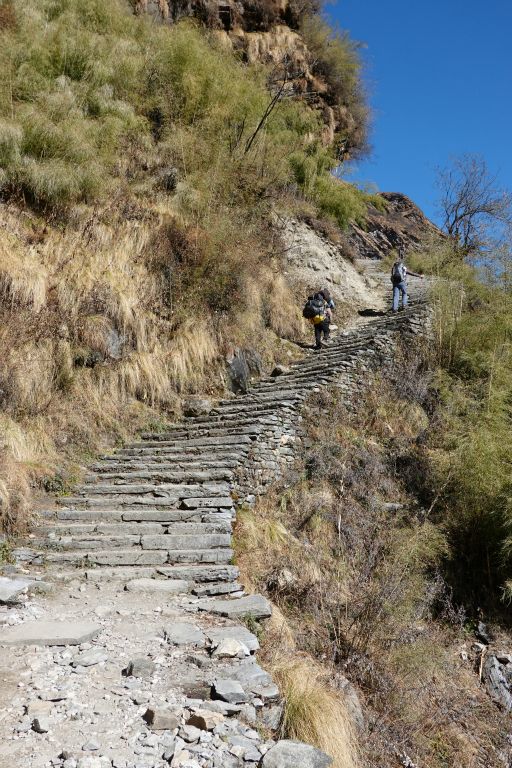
[349,192,444,260]
[133,0,364,152]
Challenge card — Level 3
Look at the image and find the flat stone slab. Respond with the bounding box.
[212,679,248,704]
[0,576,37,604]
[225,658,273,689]
[125,578,192,594]
[0,620,101,647]
[163,622,205,647]
[262,740,333,768]
[206,626,259,653]
[71,648,108,667]
[197,595,271,620]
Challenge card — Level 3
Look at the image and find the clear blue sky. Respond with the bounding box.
[327,0,512,223]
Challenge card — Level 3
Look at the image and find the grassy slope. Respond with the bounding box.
[0,0,374,533]
[235,363,511,768]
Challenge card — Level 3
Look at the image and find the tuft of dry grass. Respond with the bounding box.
[0,449,32,536]
[272,658,361,768]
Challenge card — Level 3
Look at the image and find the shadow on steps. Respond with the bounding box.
[358,308,387,317]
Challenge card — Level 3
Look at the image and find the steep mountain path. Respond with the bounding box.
[0,266,431,768]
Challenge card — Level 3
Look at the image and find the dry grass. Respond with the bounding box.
[234,369,512,767]
[0,233,47,311]
[0,449,32,535]
[272,658,361,768]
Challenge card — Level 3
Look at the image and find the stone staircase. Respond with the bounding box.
[34,278,430,594]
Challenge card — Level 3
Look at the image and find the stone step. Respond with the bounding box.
[131,434,254,449]
[138,424,267,441]
[83,564,239,583]
[41,520,232,537]
[52,505,234,522]
[141,413,279,437]
[45,547,234,566]
[253,373,336,392]
[49,509,184,523]
[66,482,231,500]
[141,533,231,550]
[91,459,240,472]
[40,531,232,552]
[113,444,251,460]
[84,468,234,483]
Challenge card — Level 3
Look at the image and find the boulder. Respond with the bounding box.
[271,365,291,377]
[143,707,180,731]
[261,740,333,768]
[206,626,259,653]
[212,637,250,658]
[125,657,156,679]
[482,654,512,711]
[212,679,248,704]
[0,576,37,604]
[183,398,213,417]
[187,709,224,731]
[226,349,262,394]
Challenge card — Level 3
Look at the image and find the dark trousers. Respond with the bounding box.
[314,319,330,349]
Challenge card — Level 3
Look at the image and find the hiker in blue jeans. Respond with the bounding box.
[390,249,423,312]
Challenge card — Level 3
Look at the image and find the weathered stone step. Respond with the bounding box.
[141,413,279,437]
[131,434,254,449]
[41,520,232,537]
[210,400,297,417]
[42,521,165,535]
[138,424,267,441]
[45,547,233,566]
[68,481,231,499]
[83,564,239,583]
[141,533,231,550]
[51,508,228,523]
[91,459,240,472]
[42,534,143,550]
[114,444,251,460]
[40,531,232,552]
[54,499,234,518]
[253,373,336,392]
[84,468,234,483]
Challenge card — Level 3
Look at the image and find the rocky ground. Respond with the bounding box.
[0,573,335,768]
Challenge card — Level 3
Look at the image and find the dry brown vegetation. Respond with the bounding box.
[235,356,512,767]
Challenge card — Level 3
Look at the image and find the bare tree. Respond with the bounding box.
[436,154,512,257]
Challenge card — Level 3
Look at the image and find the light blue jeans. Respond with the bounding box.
[392,281,408,311]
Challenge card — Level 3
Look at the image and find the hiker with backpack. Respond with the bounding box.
[390,249,423,312]
[303,288,335,349]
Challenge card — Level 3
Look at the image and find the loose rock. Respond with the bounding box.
[261,740,333,768]
[143,707,180,731]
[212,679,248,704]
[187,709,224,731]
[125,657,156,678]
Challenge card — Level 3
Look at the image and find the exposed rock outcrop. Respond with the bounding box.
[133,0,364,151]
[278,216,381,308]
[349,192,444,260]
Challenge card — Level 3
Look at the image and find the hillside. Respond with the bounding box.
[0,0,437,536]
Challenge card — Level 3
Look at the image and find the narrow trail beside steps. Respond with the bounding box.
[0,268,431,768]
